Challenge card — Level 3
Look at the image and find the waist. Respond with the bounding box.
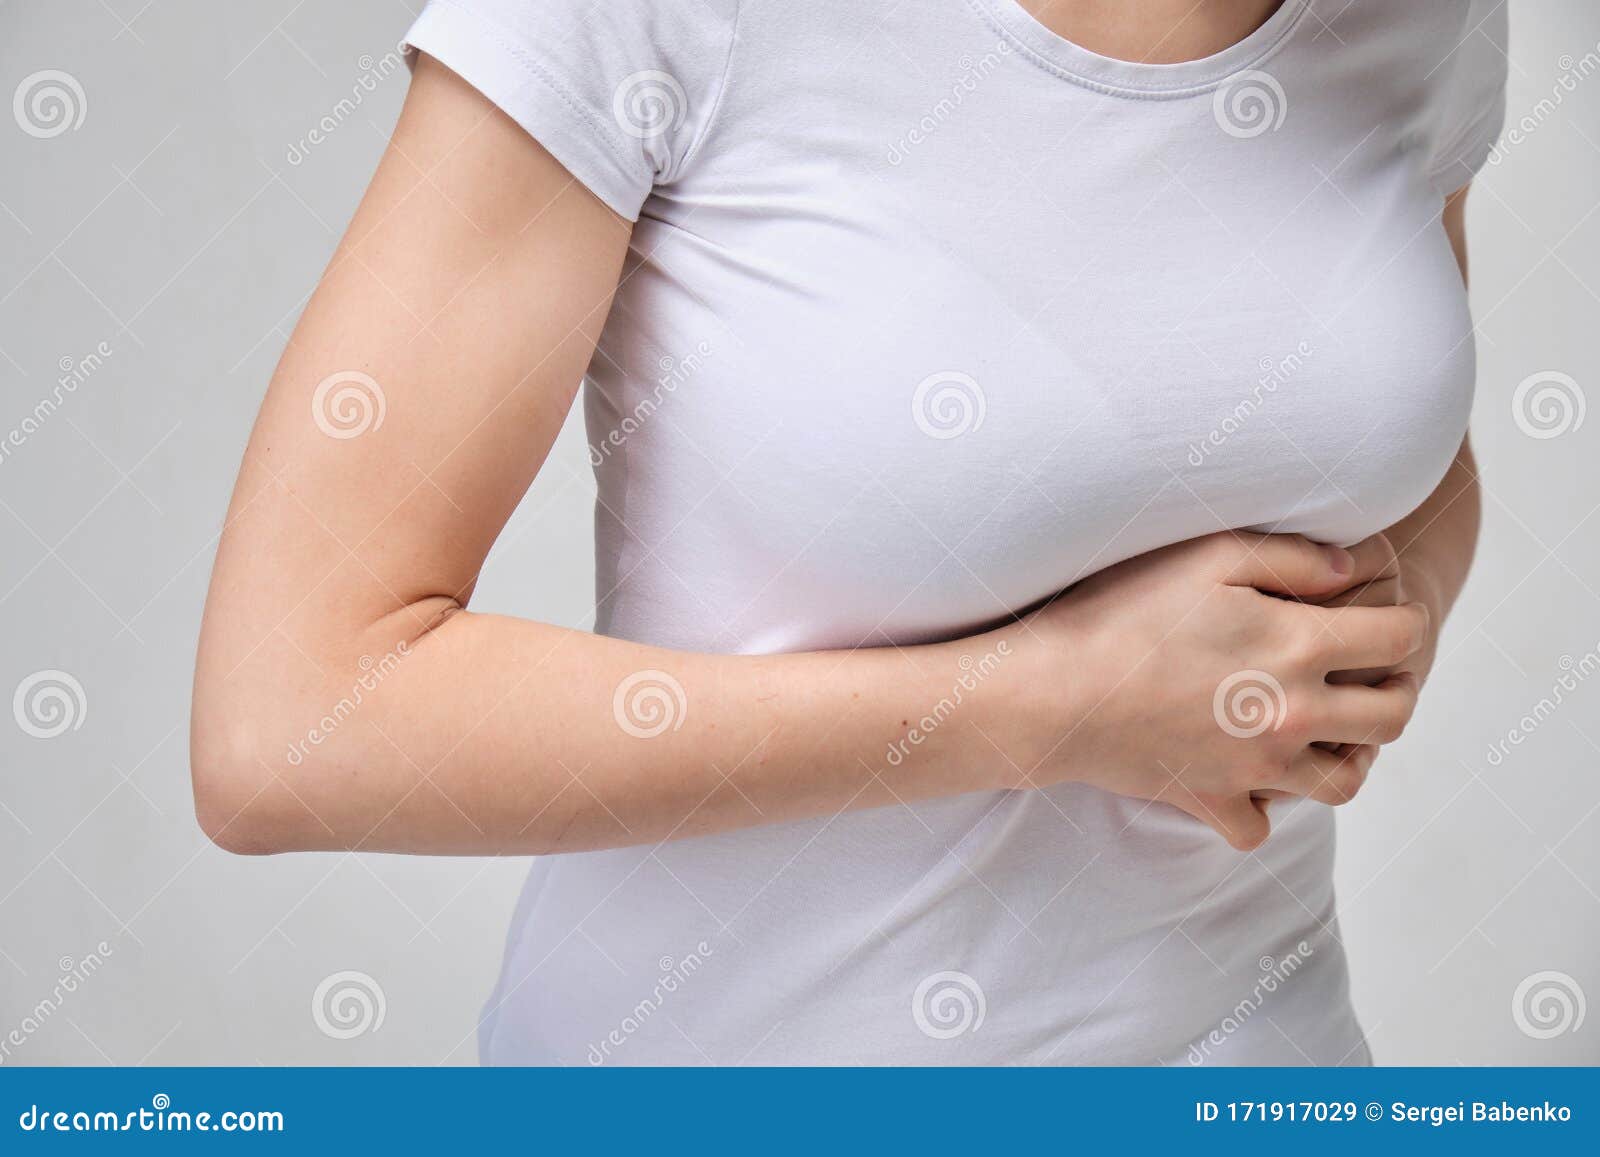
[480,787,1352,1064]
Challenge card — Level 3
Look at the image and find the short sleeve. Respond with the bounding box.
[1424,0,1509,196]
[403,0,739,221]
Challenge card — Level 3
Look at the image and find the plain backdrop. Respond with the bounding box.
[1,0,1596,1065]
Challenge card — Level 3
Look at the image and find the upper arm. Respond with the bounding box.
[195,55,630,726]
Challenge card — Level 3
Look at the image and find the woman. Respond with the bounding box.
[192,0,1504,1065]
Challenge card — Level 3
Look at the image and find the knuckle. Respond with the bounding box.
[1332,763,1367,801]
[1382,699,1415,743]
[1227,760,1263,792]
[1294,624,1336,669]
[1209,534,1249,574]
[1313,760,1365,804]
[1365,532,1399,571]
[1229,823,1267,852]
[1383,616,1419,662]
[1274,698,1316,744]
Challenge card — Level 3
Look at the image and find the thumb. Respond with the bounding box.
[1220,532,1355,601]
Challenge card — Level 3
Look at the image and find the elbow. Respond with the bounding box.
[189,706,319,856]
[190,734,287,856]
[194,787,280,856]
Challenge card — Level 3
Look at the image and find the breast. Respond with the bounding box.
[592,132,1473,656]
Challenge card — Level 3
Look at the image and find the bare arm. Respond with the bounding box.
[191,58,1008,856]
[190,58,1425,856]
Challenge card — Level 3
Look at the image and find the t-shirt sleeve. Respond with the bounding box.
[402,0,738,221]
[1424,0,1509,196]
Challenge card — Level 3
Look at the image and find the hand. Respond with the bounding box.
[1001,532,1428,850]
[1310,532,1439,688]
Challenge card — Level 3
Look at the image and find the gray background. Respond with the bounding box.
[1,0,1596,1065]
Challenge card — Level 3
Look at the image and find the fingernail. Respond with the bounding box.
[1326,545,1354,576]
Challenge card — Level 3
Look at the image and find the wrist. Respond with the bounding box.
[970,609,1094,791]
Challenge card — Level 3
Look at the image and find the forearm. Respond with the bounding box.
[1383,436,1481,641]
[193,601,1015,856]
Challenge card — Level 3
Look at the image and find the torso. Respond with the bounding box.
[481,0,1490,1064]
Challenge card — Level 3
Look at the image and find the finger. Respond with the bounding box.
[1316,672,1420,745]
[1172,789,1271,851]
[1272,743,1378,805]
[1218,532,1356,600]
[1316,573,1401,611]
[1308,602,1429,671]
[1334,533,1400,593]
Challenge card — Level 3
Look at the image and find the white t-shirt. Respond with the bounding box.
[403,0,1507,1065]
